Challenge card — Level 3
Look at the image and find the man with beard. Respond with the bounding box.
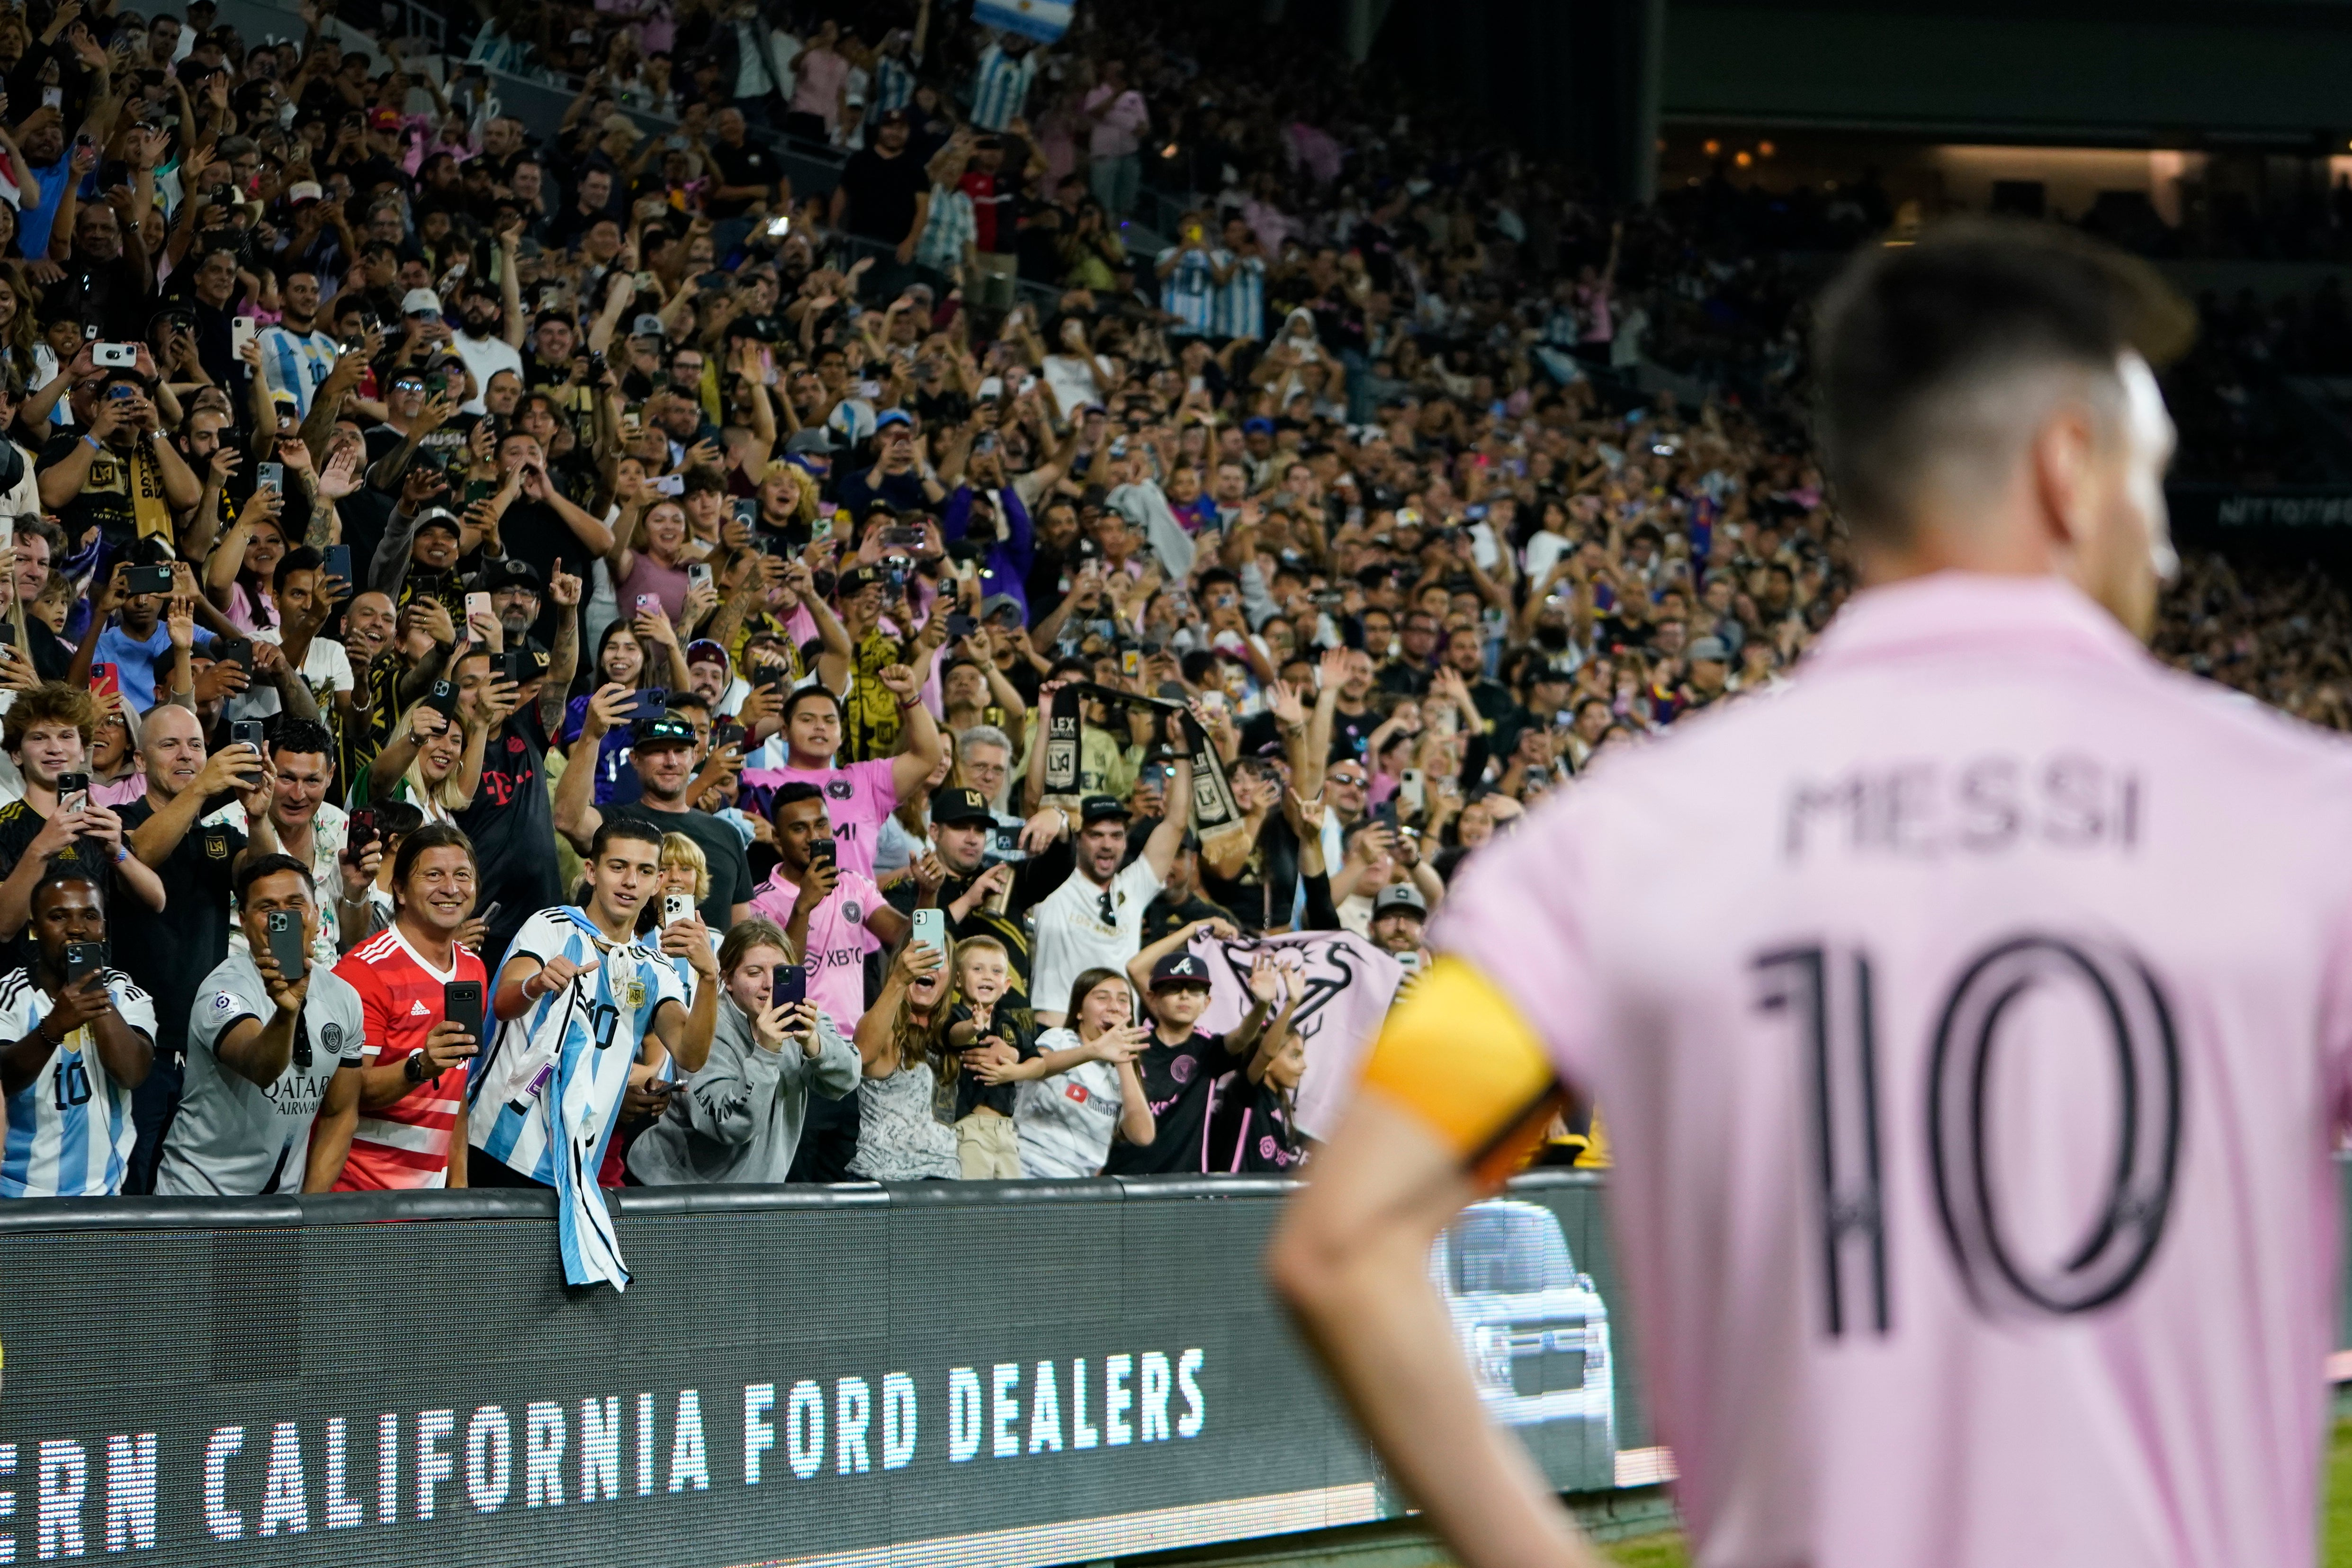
[36,369,203,551]
[259,270,341,416]
[884,784,1071,1006]
[1028,739,1195,1029]
[556,685,756,932]
[117,709,277,1192]
[449,226,526,415]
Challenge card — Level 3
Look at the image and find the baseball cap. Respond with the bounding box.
[841,564,888,593]
[684,638,729,667]
[630,313,667,340]
[401,288,444,318]
[284,179,323,206]
[979,593,1023,624]
[1242,416,1275,436]
[368,106,400,132]
[635,717,696,747]
[477,557,542,593]
[784,428,840,455]
[1372,884,1428,920]
[930,786,993,826]
[1079,795,1130,826]
[1688,636,1733,663]
[875,408,914,432]
[1149,950,1212,992]
[413,508,462,538]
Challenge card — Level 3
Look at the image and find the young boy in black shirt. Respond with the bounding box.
[941,934,1037,1178]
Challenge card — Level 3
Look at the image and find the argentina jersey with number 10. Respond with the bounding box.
[466,906,684,1183]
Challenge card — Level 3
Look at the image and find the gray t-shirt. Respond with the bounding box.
[153,948,365,1197]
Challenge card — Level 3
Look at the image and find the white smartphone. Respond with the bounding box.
[687,563,713,591]
[662,892,694,927]
[230,317,256,356]
[1399,768,1425,816]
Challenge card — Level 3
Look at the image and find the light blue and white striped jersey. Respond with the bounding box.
[468,907,687,1185]
[967,43,1040,131]
[1158,247,1221,336]
[0,967,156,1198]
[256,323,340,418]
[871,51,918,116]
[1215,252,1268,340]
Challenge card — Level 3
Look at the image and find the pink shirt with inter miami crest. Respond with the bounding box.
[735,757,898,880]
[1435,573,2352,1568]
[748,867,885,1032]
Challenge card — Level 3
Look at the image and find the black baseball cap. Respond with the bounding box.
[1079,795,1130,826]
[931,786,993,826]
[635,717,696,748]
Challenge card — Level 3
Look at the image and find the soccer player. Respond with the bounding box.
[306,824,489,1191]
[466,819,718,1283]
[1271,222,2343,1568]
[153,856,367,1196]
[0,868,156,1197]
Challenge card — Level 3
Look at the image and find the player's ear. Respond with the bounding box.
[2028,396,2101,560]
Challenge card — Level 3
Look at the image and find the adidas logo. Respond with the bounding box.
[408,1001,431,1017]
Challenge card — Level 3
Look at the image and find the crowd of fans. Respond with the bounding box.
[0,0,2327,1210]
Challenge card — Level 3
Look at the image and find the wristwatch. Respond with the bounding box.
[404,1047,432,1084]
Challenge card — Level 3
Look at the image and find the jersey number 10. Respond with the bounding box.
[1754,934,2182,1336]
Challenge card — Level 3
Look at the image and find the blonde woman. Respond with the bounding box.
[848,935,963,1180]
[367,684,514,822]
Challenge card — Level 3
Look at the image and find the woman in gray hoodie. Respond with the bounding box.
[629,918,861,1184]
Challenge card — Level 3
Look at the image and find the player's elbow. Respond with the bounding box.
[1265,1203,1349,1326]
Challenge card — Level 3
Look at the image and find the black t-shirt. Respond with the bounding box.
[0,799,126,972]
[1199,814,1301,933]
[604,803,754,929]
[837,147,928,243]
[37,429,158,551]
[1139,890,1238,948]
[112,798,245,1062]
[1102,1026,1237,1176]
[942,1002,1035,1120]
[706,138,783,219]
[884,840,1074,1006]
[1205,1074,1303,1173]
[453,709,562,965]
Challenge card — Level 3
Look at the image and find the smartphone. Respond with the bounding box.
[256,461,284,492]
[500,650,533,686]
[464,591,492,626]
[264,909,307,985]
[630,686,668,719]
[1120,648,1140,679]
[229,719,266,749]
[809,836,836,868]
[123,564,173,596]
[687,562,713,592]
[661,892,694,928]
[635,593,657,615]
[947,612,977,642]
[912,906,947,956]
[772,956,806,1008]
[40,86,61,109]
[230,317,256,357]
[442,979,484,1045]
[650,473,684,496]
[880,524,925,549]
[219,637,254,673]
[322,544,352,584]
[712,719,745,752]
[345,808,377,863]
[62,941,102,985]
[92,342,136,368]
[730,497,758,528]
[54,771,88,815]
[1375,797,1400,835]
[1399,768,1426,816]
[89,663,119,701]
[809,513,834,545]
[1392,949,1424,977]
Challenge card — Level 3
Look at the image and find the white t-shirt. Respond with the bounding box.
[450,330,524,414]
[1028,854,1163,1020]
[1014,1026,1125,1178]
[228,632,354,722]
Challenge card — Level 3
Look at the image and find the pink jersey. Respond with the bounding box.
[736,757,898,880]
[748,867,884,1032]
[1437,573,2352,1568]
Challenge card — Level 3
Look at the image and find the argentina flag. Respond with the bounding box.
[976,0,1072,44]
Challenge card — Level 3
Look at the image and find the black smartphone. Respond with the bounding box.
[501,650,533,685]
[62,941,102,985]
[630,686,669,720]
[229,720,266,749]
[345,808,377,863]
[771,958,806,1009]
[123,564,173,596]
[443,979,484,1044]
[809,837,835,867]
[947,612,978,642]
[423,679,459,718]
[219,637,254,673]
[713,720,745,752]
[54,771,88,812]
[1376,797,1400,835]
[322,544,353,584]
[264,909,307,985]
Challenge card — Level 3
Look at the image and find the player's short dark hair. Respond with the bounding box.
[1812,218,2195,543]
[771,781,824,817]
[269,718,334,768]
[589,818,664,862]
[235,852,314,907]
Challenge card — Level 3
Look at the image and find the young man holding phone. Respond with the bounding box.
[554,686,757,932]
[749,782,910,1035]
[309,824,489,1191]
[0,682,167,971]
[152,855,367,1197]
[0,868,157,1197]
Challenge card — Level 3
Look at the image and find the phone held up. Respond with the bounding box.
[264,910,307,986]
[54,772,89,815]
[912,906,947,956]
[772,953,807,1010]
[443,980,485,1046]
[661,893,695,929]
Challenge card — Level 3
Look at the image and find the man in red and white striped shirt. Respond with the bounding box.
[304,824,488,1191]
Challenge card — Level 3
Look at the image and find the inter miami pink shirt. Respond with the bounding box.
[1436,572,2352,1568]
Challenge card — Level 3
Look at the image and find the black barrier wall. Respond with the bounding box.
[0,1173,1643,1568]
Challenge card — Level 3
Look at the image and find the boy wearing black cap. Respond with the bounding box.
[1101,942,1278,1176]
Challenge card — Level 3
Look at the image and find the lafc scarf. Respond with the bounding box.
[1045,683,1250,860]
[89,441,172,542]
